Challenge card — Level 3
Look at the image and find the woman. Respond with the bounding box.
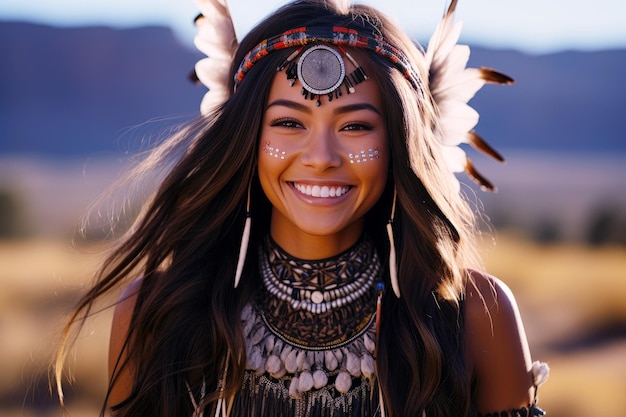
[56,0,548,416]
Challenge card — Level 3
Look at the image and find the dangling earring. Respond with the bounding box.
[386,187,400,298]
[234,183,252,288]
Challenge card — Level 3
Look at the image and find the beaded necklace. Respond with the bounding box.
[231,236,383,416]
[259,236,380,314]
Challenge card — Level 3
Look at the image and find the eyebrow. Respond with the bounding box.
[265,99,382,116]
[334,103,381,116]
[266,99,311,114]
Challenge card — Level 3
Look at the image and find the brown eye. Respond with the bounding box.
[341,123,372,132]
[270,118,303,129]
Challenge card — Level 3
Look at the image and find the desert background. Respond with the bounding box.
[2,2,626,416]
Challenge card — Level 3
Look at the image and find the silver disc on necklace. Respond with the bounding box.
[311,290,324,304]
[297,45,345,95]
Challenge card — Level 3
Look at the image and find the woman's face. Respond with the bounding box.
[258,50,389,257]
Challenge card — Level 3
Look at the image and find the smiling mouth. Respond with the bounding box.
[292,182,351,198]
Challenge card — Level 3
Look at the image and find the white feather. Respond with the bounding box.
[441,146,466,174]
[332,0,350,14]
[531,361,550,387]
[193,0,239,114]
[427,21,463,70]
[426,1,504,190]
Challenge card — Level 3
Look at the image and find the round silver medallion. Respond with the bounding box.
[296,45,346,95]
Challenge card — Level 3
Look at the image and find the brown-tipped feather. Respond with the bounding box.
[446,0,459,16]
[465,159,496,192]
[479,67,514,85]
[467,131,505,162]
[189,70,200,84]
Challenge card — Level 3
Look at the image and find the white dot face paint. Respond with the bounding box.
[348,147,380,164]
[263,140,287,159]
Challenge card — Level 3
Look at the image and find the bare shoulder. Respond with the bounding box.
[110,278,143,341]
[465,270,519,328]
[108,277,143,407]
[464,270,534,414]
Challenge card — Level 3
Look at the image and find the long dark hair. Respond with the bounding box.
[56,1,482,416]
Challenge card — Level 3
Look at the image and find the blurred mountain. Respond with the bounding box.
[0,22,204,157]
[467,47,626,152]
[1,21,625,157]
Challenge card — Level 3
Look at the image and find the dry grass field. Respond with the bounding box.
[480,232,626,417]
[1,232,625,416]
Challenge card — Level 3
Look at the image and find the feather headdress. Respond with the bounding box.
[426,0,513,191]
[191,0,512,190]
[193,0,239,114]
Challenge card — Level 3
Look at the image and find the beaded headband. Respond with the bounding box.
[233,25,424,99]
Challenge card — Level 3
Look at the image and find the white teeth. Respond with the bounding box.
[293,183,349,198]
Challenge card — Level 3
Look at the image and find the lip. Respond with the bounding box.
[288,181,354,204]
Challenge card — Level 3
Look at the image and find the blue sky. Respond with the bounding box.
[1,0,625,53]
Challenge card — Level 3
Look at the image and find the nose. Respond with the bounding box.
[300,128,342,171]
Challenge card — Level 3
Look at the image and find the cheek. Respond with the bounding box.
[258,139,294,184]
[257,140,292,198]
[352,144,389,197]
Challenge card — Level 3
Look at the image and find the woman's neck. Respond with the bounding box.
[269,218,364,260]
